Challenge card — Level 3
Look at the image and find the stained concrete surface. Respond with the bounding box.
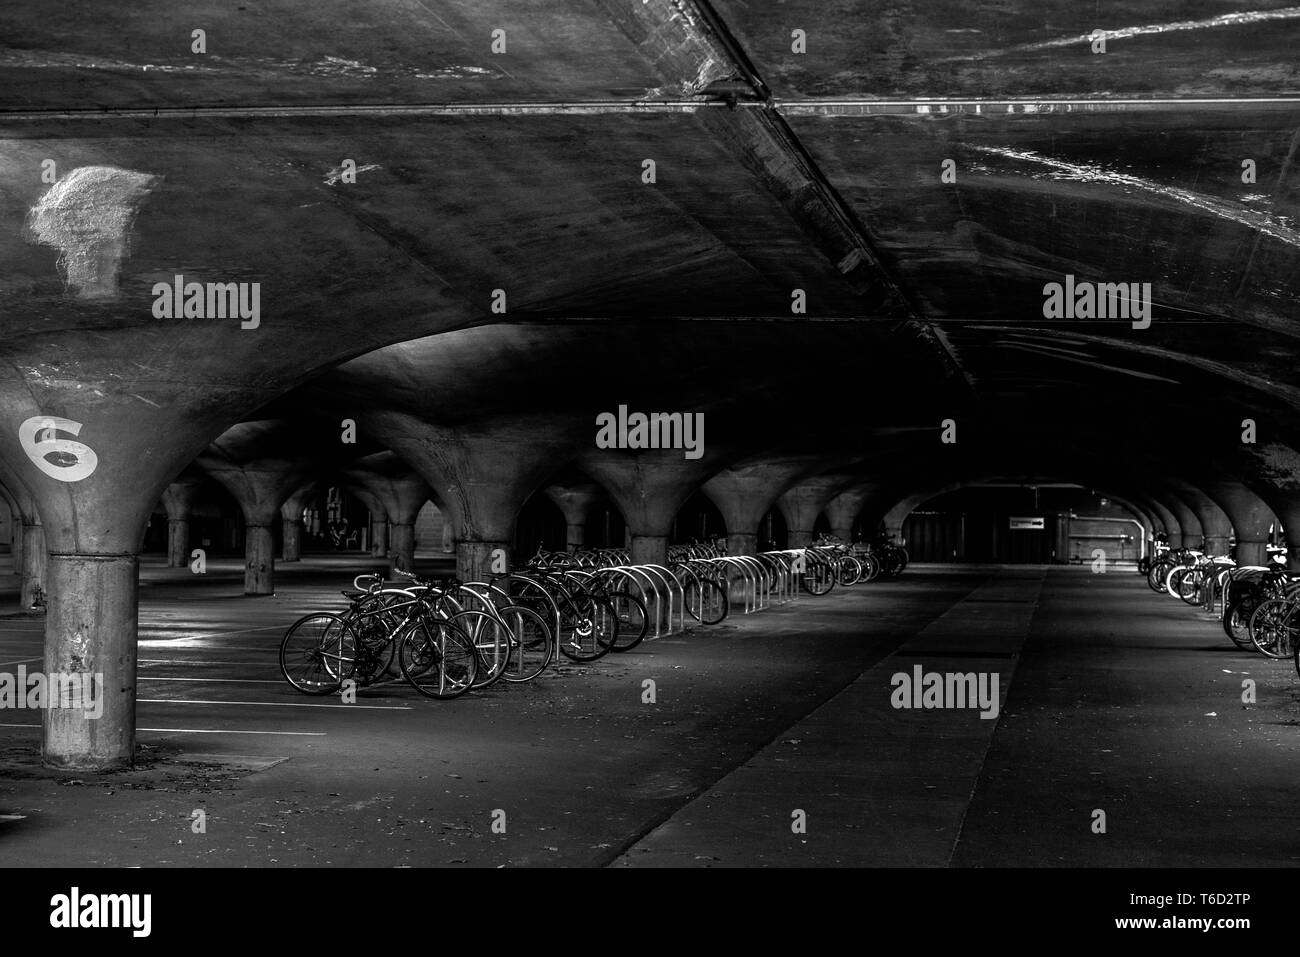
[1,561,1295,867]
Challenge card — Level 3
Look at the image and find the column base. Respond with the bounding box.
[244,524,275,595]
[457,540,510,582]
[42,553,138,770]
[630,535,668,567]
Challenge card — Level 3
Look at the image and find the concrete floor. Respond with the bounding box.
[0,558,1296,867]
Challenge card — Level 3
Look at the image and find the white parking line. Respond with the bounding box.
[140,659,274,667]
[138,676,282,684]
[138,698,410,710]
[0,722,324,736]
[0,657,42,668]
[142,728,327,736]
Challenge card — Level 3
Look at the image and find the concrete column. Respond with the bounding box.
[1162,492,1204,549]
[457,540,509,582]
[1130,493,1180,548]
[281,518,302,562]
[8,509,20,574]
[1236,540,1269,566]
[566,523,586,551]
[544,483,602,553]
[390,523,415,573]
[278,483,318,563]
[167,518,189,568]
[21,523,46,610]
[161,477,203,569]
[826,486,878,543]
[631,534,669,567]
[727,532,757,556]
[1208,482,1278,567]
[778,477,851,547]
[1204,534,1232,556]
[244,524,275,595]
[371,517,389,557]
[42,554,138,770]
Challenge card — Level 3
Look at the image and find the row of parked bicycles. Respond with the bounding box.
[278,536,910,700]
[1140,542,1300,674]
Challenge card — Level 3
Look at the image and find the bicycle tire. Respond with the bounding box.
[685,578,730,625]
[1248,598,1299,658]
[608,590,650,652]
[557,593,619,662]
[280,613,357,696]
[398,619,478,699]
[498,604,554,682]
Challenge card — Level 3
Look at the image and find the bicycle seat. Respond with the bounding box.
[341,589,368,600]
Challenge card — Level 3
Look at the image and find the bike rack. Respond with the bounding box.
[641,563,687,636]
[605,565,673,639]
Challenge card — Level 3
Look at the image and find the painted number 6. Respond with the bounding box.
[19,415,98,482]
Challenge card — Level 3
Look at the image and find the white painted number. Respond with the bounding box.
[19,416,98,482]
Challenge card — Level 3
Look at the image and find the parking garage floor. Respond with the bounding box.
[0,560,1295,868]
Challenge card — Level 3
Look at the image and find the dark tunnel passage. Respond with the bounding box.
[1,0,1299,898]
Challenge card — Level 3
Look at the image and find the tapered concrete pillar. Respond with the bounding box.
[1263,493,1300,572]
[1208,482,1278,567]
[160,475,205,568]
[346,484,390,558]
[278,483,318,563]
[544,483,603,553]
[166,519,189,568]
[21,523,46,609]
[340,454,436,577]
[826,486,877,543]
[457,540,509,582]
[778,475,854,548]
[1136,494,1181,547]
[1161,492,1203,549]
[198,443,313,596]
[244,524,275,595]
[390,523,416,573]
[727,532,757,556]
[42,554,138,770]
[281,518,303,562]
[703,459,822,560]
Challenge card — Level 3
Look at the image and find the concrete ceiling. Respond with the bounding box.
[2,0,1300,544]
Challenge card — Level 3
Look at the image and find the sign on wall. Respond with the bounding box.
[1009,516,1045,530]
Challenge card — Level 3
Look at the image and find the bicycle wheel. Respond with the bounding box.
[836,556,863,587]
[448,609,513,690]
[398,619,478,699]
[799,557,835,596]
[1178,569,1204,605]
[498,604,554,682]
[685,578,729,625]
[1248,598,1300,658]
[608,590,649,652]
[280,613,357,695]
[1223,594,1257,649]
[557,594,619,662]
